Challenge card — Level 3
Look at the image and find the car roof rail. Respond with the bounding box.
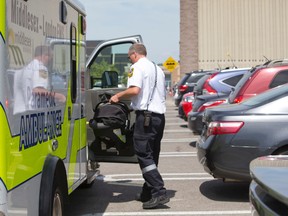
[220,67,251,73]
[191,69,205,73]
[266,59,288,67]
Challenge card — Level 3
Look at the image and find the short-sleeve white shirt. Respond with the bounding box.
[127,57,166,114]
[13,59,49,114]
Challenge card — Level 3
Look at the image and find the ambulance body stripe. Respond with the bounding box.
[0,103,12,136]
[6,172,41,192]
[0,1,5,41]
[0,178,7,191]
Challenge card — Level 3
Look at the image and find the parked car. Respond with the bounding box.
[187,92,229,134]
[187,67,250,134]
[250,155,288,215]
[202,67,250,95]
[197,84,288,182]
[189,60,288,135]
[228,59,288,104]
[192,70,220,98]
[174,70,211,106]
[178,70,220,121]
[178,92,194,121]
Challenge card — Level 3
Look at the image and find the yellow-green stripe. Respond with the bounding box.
[0,1,5,41]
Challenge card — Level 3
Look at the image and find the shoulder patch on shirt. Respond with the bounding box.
[39,70,48,79]
[128,68,134,78]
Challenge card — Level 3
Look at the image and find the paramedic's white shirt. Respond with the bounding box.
[13,59,48,114]
[127,57,166,114]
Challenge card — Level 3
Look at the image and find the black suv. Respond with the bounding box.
[174,70,213,106]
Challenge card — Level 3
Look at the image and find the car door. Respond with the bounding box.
[86,35,143,163]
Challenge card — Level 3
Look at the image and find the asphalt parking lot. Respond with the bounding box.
[66,95,252,216]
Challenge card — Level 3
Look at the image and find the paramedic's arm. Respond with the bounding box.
[109,86,140,103]
[33,87,66,103]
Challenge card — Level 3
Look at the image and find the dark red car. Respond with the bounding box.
[228,59,288,104]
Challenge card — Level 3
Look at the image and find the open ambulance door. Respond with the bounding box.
[86,35,143,163]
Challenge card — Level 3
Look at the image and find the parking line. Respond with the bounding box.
[165,122,187,125]
[86,210,251,215]
[97,172,213,182]
[160,152,196,157]
[164,129,193,132]
[160,154,197,157]
[160,152,196,154]
[99,177,213,181]
[102,173,210,177]
[162,138,198,142]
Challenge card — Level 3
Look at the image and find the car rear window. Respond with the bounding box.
[222,74,244,87]
[178,73,190,85]
[269,70,288,88]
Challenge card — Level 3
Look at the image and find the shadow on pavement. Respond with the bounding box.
[199,179,250,202]
[66,176,176,215]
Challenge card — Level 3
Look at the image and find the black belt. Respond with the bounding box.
[135,110,163,116]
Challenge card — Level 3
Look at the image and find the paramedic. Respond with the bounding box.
[109,43,169,209]
[13,45,66,114]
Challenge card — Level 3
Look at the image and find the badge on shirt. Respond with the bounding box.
[128,68,134,78]
[39,69,48,79]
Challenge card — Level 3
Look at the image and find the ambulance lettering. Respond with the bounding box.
[31,91,56,109]
[11,0,39,33]
[19,109,63,151]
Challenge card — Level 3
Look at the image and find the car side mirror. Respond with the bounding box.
[102,71,118,88]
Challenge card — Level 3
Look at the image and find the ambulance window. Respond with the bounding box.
[51,44,69,96]
[70,24,77,103]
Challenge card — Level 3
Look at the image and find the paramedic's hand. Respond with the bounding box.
[56,93,66,103]
[109,94,119,103]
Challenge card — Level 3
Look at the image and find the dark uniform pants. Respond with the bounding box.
[133,111,166,198]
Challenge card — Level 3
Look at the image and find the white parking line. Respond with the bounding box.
[8,210,27,215]
[96,173,213,182]
[160,152,196,157]
[160,154,197,157]
[160,152,196,154]
[102,173,209,177]
[165,122,187,125]
[98,177,213,181]
[85,210,251,215]
[164,129,192,133]
[162,138,197,142]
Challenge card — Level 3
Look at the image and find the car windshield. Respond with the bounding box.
[241,84,288,106]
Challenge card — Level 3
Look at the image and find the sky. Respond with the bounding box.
[78,0,179,64]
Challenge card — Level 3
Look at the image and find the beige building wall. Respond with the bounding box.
[180,0,288,75]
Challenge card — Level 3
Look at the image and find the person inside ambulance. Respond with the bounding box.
[13,45,66,114]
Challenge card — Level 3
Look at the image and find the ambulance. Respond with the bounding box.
[1,0,141,215]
